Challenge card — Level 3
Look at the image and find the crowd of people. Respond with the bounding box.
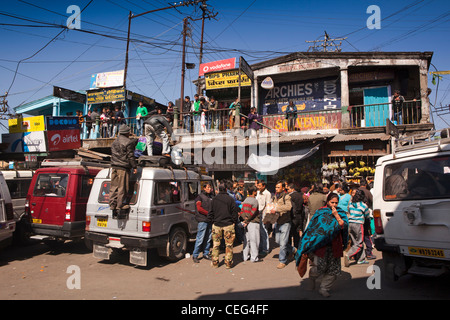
[192,177,376,298]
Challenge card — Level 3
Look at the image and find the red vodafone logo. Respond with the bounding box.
[199,57,236,76]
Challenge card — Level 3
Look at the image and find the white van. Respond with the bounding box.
[1,170,34,244]
[373,129,450,281]
[85,162,214,266]
[0,171,16,249]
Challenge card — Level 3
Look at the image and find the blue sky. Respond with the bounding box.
[1,0,449,130]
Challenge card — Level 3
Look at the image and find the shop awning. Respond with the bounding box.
[247,142,321,174]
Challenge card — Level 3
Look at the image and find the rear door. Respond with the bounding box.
[382,153,450,259]
[30,172,69,226]
[93,178,140,235]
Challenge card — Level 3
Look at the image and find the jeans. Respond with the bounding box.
[136,118,144,136]
[184,115,191,133]
[193,114,201,133]
[193,221,212,258]
[274,222,293,264]
[243,222,260,262]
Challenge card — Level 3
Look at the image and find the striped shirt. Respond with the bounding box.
[348,201,369,224]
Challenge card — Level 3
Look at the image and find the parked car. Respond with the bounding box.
[0,171,16,249]
[25,164,100,248]
[85,163,214,266]
[373,128,450,281]
[1,170,34,244]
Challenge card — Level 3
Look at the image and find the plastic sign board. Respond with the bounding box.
[8,116,45,134]
[261,77,274,90]
[205,70,251,90]
[47,129,81,152]
[199,58,236,77]
[90,70,124,89]
[2,131,47,153]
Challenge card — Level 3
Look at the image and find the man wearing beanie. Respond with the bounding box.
[109,125,137,212]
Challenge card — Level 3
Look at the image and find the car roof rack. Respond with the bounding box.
[41,158,111,168]
[393,128,450,156]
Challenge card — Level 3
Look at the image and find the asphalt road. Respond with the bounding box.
[0,238,449,301]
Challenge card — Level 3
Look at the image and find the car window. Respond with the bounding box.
[154,181,180,205]
[79,176,95,198]
[384,155,450,200]
[33,174,68,197]
[98,181,139,205]
[186,181,199,201]
[7,179,32,199]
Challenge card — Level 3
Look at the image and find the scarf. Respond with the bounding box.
[295,206,348,266]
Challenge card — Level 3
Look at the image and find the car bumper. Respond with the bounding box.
[31,221,85,239]
[85,231,167,249]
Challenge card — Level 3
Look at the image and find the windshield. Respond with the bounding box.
[384,155,450,201]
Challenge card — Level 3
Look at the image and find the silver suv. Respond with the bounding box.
[85,165,214,266]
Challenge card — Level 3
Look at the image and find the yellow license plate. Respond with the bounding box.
[97,219,108,228]
[32,218,42,224]
[408,247,445,258]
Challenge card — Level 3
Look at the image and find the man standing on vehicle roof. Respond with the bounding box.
[144,113,173,156]
[109,125,137,212]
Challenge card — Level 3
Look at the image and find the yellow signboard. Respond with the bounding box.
[8,115,45,134]
[205,70,251,90]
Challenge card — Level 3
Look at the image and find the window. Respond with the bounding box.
[154,181,181,205]
[33,174,69,197]
[79,176,95,198]
[6,179,32,199]
[384,156,450,201]
[98,181,139,205]
[186,181,199,201]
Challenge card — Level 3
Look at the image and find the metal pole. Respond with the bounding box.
[178,17,188,129]
[123,11,132,89]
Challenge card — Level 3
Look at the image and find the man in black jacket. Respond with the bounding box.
[144,114,173,156]
[109,125,137,212]
[207,183,239,269]
[287,183,305,249]
[192,182,214,263]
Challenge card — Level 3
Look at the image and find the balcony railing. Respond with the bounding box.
[349,100,422,128]
[81,99,423,140]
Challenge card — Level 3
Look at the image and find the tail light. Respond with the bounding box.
[25,198,30,215]
[86,216,91,230]
[5,203,14,221]
[65,201,72,221]
[373,209,383,234]
[142,221,151,232]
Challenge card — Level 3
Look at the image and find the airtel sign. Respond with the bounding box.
[47,129,81,152]
[199,57,236,77]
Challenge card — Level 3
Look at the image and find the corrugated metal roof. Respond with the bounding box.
[330,133,391,143]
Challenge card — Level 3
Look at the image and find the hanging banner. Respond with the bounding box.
[261,77,341,114]
[8,116,45,134]
[47,129,81,152]
[205,70,251,90]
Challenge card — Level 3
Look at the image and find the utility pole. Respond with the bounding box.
[195,1,218,95]
[179,17,189,129]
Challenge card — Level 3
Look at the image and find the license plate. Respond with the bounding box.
[97,218,108,227]
[32,218,42,224]
[408,246,445,258]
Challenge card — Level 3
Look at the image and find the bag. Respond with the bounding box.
[135,137,147,152]
[297,254,308,278]
[262,212,279,224]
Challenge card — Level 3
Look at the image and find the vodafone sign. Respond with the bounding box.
[47,129,81,152]
[199,57,236,77]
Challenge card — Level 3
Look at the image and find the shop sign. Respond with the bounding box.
[205,70,251,90]
[46,117,80,131]
[262,112,342,132]
[8,115,45,134]
[87,87,126,104]
[53,86,86,104]
[261,77,274,89]
[261,77,341,114]
[2,131,47,153]
[199,57,236,77]
[47,129,81,152]
[90,70,124,89]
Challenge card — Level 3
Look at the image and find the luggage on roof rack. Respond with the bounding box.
[393,128,450,155]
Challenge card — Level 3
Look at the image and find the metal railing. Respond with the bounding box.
[349,100,422,128]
